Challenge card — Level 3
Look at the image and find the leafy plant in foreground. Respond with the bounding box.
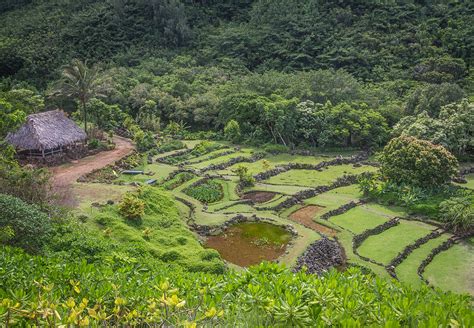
[118,193,145,221]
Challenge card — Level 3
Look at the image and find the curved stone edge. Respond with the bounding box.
[320,200,364,220]
[352,218,401,267]
[385,229,443,279]
[259,174,360,211]
[180,149,235,166]
[200,152,267,172]
[253,151,369,182]
[417,231,474,286]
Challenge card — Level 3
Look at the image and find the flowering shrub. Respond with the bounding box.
[0,248,472,327]
[379,136,458,187]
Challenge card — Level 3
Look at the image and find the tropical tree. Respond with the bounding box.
[379,136,458,188]
[224,119,241,142]
[53,59,103,135]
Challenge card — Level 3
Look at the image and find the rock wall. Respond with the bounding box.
[320,201,363,220]
[293,238,345,275]
[253,152,369,182]
[385,229,442,279]
[417,231,474,285]
[259,174,360,211]
[352,218,400,266]
[200,152,267,172]
[157,149,193,164]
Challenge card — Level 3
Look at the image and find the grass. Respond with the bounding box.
[423,237,474,295]
[395,233,451,286]
[462,173,474,189]
[69,139,472,294]
[304,185,362,208]
[188,149,255,170]
[184,148,235,164]
[72,183,134,214]
[357,220,435,265]
[218,153,331,175]
[85,187,224,273]
[116,163,177,184]
[264,164,378,187]
[329,205,390,234]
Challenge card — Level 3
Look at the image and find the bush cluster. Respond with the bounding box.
[118,193,145,221]
[1,249,472,327]
[379,136,458,187]
[0,193,52,252]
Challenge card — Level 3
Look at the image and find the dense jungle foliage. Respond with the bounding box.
[1,0,474,326]
[0,0,473,149]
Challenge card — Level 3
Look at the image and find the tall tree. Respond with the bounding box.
[53,59,102,136]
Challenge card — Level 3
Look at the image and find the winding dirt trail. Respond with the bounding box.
[50,136,134,188]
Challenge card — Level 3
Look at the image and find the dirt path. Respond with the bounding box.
[50,136,134,188]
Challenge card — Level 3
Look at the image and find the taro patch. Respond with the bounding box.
[205,222,292,267]
[184,179,224,204]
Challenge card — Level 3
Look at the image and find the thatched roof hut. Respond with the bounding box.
[6,110,87,156]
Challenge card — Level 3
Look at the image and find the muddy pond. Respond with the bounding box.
[205,222,292,267]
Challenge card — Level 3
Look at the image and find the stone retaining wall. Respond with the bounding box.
[190,214,298,237]
[180,149,234,166]
[157,149,193,164]
[293,238,345,275]
[417,231,474,285]
[385,230,442,279]
[352,218,400,266]
[200,152,267,172]
[259,174,360,211]
[320,201,363,220]
[253,152,369,182]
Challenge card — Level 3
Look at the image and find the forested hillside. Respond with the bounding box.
[1,1,473,326]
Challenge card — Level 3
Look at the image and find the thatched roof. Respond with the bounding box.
[6,110,87,151]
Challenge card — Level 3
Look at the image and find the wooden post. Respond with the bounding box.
[41,149,45,158]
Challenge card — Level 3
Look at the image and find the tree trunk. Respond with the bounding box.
[82,99,88,137]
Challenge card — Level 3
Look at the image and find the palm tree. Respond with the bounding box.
[54,59,102,136]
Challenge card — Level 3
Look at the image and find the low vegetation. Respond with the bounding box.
[184,179,224,204]
[1,0,473,325]
[1,248,472,327]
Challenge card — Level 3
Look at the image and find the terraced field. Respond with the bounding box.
[75,140,473,295]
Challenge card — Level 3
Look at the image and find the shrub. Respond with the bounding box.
[157,139,185,153]
[0,193,52,252]
[88,138,100,149]
[439,196,474,232]
[200,249,221,261]
[191,140,220,156]
[224,119,241,142]
[161,250,181,262]
[135,130,156,152]
[176,236,188,245]
[263,143,289,154]
[118,193,145,220]
[0,165,52,207]
[379,136,458,187]
[234,165,255,187]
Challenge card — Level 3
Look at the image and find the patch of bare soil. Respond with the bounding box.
[242,191,277,203]
[49,136,134,206]
[289,205,338,237]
